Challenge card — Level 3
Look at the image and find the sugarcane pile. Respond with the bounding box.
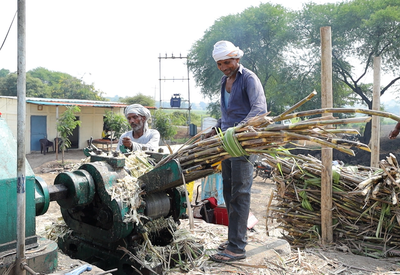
[157,91,400,175]
[263,152,400,257]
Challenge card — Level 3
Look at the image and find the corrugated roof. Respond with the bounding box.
[1,96,158,110]
[1,96,127,108]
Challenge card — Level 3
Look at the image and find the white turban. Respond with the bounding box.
[212,40,244,62]
[125,104,151,130]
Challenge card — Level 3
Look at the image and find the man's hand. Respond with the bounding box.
[204,128,217,139]
[122,137,133,149]
[389,129,400,139]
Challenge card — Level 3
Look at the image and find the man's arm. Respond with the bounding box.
[240,74,267,125]
[204,119,221,139]
[116,131,130,152]
[389,122,400,139]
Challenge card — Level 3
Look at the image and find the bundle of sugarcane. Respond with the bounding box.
[263,152,400,257]
[156,91,400,178]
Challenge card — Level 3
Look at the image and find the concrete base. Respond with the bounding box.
[0,237,58,274]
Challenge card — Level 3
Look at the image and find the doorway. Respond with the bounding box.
[30,115,47,151]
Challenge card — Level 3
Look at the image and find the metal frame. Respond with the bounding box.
[158,53,191,125]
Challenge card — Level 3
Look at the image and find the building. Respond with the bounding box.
[0,96,127,154]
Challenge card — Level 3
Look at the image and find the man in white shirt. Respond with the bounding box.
[117,104,160,152]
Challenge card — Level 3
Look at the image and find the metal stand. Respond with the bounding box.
[158,53,191,125]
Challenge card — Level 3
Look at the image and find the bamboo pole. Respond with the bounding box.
[320,26,333,244]
[371,56,381,168]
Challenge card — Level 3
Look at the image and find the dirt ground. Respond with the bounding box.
[25,131,400,274]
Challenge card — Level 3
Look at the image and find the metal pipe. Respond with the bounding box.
[56,105,59,160]
[16,0,27,274]
[159,53,162,109]
[186,61,191,125]
[21,263,39,275]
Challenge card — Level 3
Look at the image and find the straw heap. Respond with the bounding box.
[263,152,400,257]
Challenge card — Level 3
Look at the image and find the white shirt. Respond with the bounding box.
[116,129,160,152]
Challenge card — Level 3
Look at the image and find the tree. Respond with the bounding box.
[0,67,106,100]
[103,110,130,139]
[120,93,155,106]
[30,67,105,100]
[0,69,9,78]
[297,0,400,142]
[206,101,222,119]
[188,3,300,116]
[152,110,177,144]
[57,106,81,164]
[0,72,51,97]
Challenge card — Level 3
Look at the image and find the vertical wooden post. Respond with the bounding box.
[371,56,381,168]
[320,26,333,244]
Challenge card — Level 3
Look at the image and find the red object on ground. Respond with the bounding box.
[206,197,218,209]
[213,205,229,226]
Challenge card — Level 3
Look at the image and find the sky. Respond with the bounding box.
[1,0,346,105]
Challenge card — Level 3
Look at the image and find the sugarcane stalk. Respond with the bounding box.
[279,108,400,123]
[273,90,318,122]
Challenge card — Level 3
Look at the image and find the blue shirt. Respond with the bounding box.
[216,64,267,131]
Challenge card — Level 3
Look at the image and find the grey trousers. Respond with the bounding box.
[221,155,255,254]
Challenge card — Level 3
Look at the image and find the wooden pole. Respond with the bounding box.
[371,56,381,168]
[320,26,333,244]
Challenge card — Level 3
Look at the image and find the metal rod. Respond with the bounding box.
[21,263,39,275]
[159,53,162,109]
[16,0,27,274]
[56,105,59,160]
[187,60,191,125]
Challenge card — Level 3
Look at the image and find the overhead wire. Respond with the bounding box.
[0,10,17,52]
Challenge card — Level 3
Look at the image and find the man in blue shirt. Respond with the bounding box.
[207,41,267,262]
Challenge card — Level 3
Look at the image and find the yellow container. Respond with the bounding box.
[186,181,195,203]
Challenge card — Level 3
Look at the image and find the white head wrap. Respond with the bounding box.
[125,104,151,130]
[212,40,244,62]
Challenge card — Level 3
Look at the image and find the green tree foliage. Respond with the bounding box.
[0,69,9,78]
[152,110,177,143]
[206,101,222,119]
[188,0,400,142]
[188,3,300,116]
[0,67,105,100]
[297,0,400,142]
[120,93,155,106]
[57,105,81,164]
[0,72,50,97]
[103,110,130,139]
[169,110,202,126]
[0,73,17,96]
[171,111,187,125]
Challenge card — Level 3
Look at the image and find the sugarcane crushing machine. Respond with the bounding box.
[0,116,215,274]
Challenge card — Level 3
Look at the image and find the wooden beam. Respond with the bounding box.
[320,26,333,244]
[371,56,381,168]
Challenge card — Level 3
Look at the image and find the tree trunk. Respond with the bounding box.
[362,120,372,146]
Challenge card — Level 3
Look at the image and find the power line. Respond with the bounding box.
[0,10,17,52]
